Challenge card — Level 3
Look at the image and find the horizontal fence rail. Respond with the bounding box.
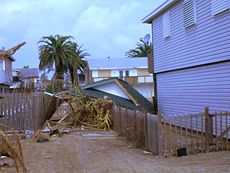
[0,92,58,131]
[112,105,230,156]
[160,107,230,155]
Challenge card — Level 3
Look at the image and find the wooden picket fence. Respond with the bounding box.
[112,105,146,148]
[112,105,160,154]
[112,105,230,156]
[0,92,58,131]
[160,107,230,155]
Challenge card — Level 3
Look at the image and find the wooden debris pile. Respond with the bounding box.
[0,130,27,173]
[66,94,113,130]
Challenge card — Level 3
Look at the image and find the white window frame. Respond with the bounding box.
[183,0,197,28]
[92,70,99,78]
[163,11,171,38]
[2,60,5,71]
[138,77,145,83]
[129,69,137,77]
[111,70,119,77]
[211,0,230,16]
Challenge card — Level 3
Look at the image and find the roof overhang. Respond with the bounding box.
[142,0,178,23]
[89,67,147,70]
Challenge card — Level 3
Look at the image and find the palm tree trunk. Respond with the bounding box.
[55,67,64,92]
[73,64,79,86]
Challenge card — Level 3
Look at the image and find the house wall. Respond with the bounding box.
[157,61,230,115]
[0,84,9,93]
[152,0,230,73]
[0,58,12,84]
[134,83,154,101]
[86,67,154,100]
[137,69,149,76]
[98,70,111,78]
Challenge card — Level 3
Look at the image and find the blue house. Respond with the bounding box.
[143,0,230,115]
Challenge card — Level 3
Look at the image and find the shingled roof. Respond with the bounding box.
[16,68,39,78]
[82,78,154,114]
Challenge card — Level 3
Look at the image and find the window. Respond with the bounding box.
[183,0,197,28]
[119,71,123,79]
[138,77,145,83]
[92,70,98,78]
[111,70,119,77]
[163,11,171,38]
[211,0,229,16]
[129,69,137,76]
[125,70,129,77]
[0,60,5,71]
[2,60,5,70]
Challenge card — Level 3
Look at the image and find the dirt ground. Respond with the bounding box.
[1,130,230,173]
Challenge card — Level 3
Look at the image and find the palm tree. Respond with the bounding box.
[68,43,90,84]
[125,42,153,58]
[38,35,77,82]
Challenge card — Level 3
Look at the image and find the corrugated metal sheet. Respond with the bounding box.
[152,0,230,73]
[157,62,230,115]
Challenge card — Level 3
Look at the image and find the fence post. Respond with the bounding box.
[144,112,148,150]
[205,107,211,152]
[157,113,162,155]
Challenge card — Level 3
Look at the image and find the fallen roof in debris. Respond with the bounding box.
[82,78,154,114]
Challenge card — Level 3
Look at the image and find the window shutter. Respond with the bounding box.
[163,11,171,38]
[183,0,197,28]
[211,0,229,16]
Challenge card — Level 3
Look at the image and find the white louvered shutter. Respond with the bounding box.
[183,0,197,28]
[163,11,171,38]
[211,0,229,16]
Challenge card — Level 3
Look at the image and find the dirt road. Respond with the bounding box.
[1,130,230,173]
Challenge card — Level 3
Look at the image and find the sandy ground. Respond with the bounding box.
[1,130,230,173]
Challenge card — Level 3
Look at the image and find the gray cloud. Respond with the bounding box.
[0,0,165,68]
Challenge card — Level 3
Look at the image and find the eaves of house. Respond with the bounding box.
[142,0,179,23]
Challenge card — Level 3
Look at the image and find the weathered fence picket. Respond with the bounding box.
[112,105,159,153]
[112,105,230,156]
[0,92,57,131]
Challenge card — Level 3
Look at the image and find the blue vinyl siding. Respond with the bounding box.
[152,0,230,73]
[157,62,230,115]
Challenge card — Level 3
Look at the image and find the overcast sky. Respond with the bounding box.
[0,0,165,69]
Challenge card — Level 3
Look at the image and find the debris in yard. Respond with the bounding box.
[65,87,113,130]
[0,130,27,172]
[163,151,176,158]
[0,162,10,167]
[35,132,49,143]
[0,156,6,160]
[42,127,51,133]
[42,121,69,137]
[177,147,187,157]
[25,130,34,139]
[143,151,152,154]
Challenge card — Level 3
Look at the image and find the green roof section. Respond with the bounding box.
[82,78,154,114]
